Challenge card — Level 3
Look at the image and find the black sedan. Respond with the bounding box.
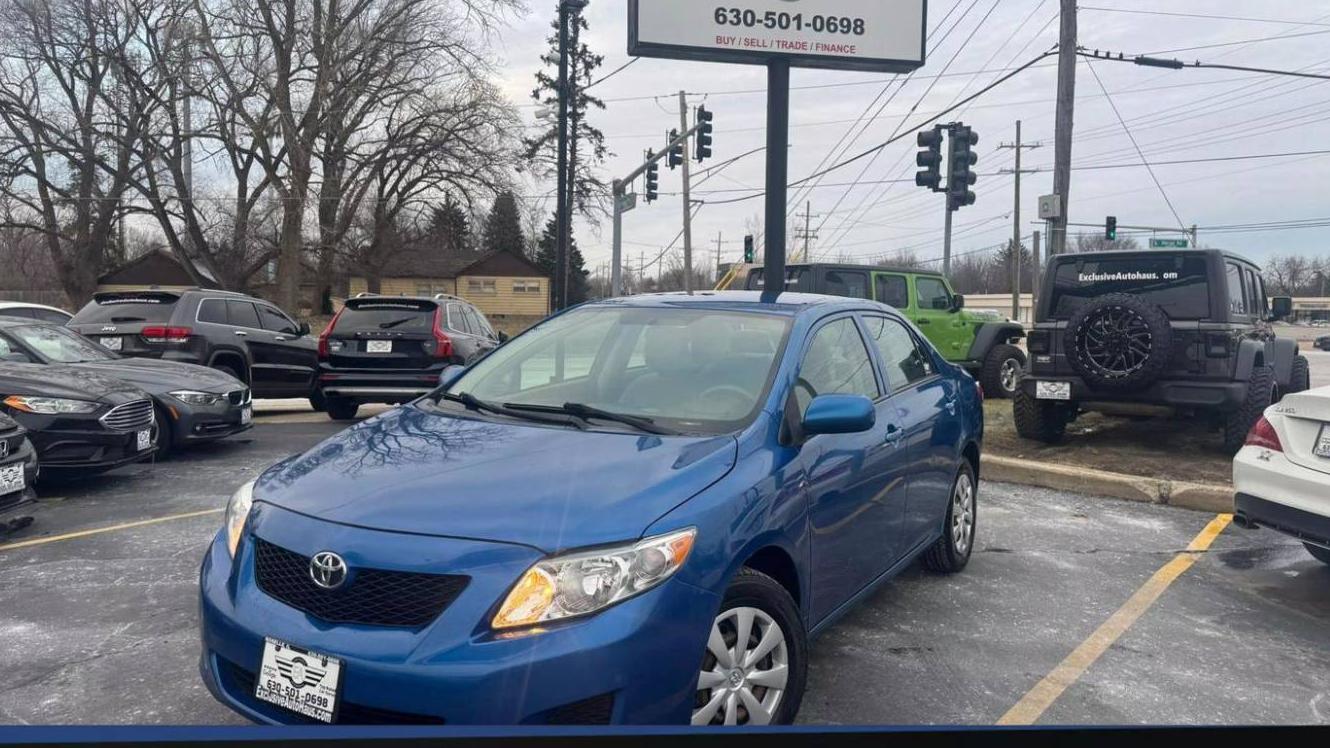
[0,410,38,534]
[0,362,157,477]
[1318,334,1330,351]
[0,319,252,458]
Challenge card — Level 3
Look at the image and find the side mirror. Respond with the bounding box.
[802,395,876,437]
[0,353,31,363]
[1270,296,1293,322]
[950,294,966,313]
[439,364,467,389]
[497,331,510,343]
[298,321,312,336]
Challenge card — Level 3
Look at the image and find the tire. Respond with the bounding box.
[922,461,977,574]
[1305,543,1330,566]
[980,344,1027,399]
[1013,376,1071,444]
[692,568,807,727]
[212,362,245,384]
[1223,365,1276,453]
[1287,355,1311,396]
[325,398,360,422]
[1064,293,1173,392]
[153,404,175,461]
[309,388,327,413]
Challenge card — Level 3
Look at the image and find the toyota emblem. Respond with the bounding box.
[309,551,348,589]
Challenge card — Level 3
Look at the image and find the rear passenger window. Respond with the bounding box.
[823,270,870,300]
[795,318,879,415]
[462,307,485,337]
[875,275,909,309]
[0,308,34,319]
[198,300,227,324]
[1226,262,1248,316]
[863,316,933,392]
[227,301,261,329]
[447,304,471,334]
[32,309,69,324]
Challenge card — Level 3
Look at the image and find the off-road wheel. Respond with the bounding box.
[1064,293,1173,392]
[1287,355,1311,396]
[1013,377,1072,444]
[1223,365,1276,453]
[981,344,1027,400]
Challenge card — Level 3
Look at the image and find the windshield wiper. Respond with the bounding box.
[503,402,681,436]
[438,392,587,430]
[378,316,420,330]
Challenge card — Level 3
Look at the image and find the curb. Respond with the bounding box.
[981,454,1233,514]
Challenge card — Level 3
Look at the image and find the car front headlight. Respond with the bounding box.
[225,480,255,558]
[171,390,224,406]
[2,395,100,415]
[492,528,696,630]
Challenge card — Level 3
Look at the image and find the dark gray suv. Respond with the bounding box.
[68,290,318,400]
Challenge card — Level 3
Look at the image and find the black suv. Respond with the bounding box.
[68,289,318,400]
[1015,249,1310,452]
[315,294,506,420]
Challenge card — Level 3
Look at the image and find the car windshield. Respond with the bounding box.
[444,307,792,435]
[9,324,117,364]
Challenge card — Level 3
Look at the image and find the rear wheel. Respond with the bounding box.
[1287,355,1311,396]
[325,398,360,422]
[212,362,245,384]
[1013,378,1071,444]
[692,569,806,727]
[981,344,1027,399]
[1223,366,1276,453]
[1305,543,1330,566]
[922,462,977,574]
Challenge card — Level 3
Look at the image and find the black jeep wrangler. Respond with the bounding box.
[1015,249,1310,452]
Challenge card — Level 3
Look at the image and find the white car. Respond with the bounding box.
[1233,385,1330,565]
[0,301,72,325]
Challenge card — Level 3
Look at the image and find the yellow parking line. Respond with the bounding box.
[0,508,224,553]
[997,513,1233,726]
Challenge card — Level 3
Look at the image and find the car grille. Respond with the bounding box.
[252,539,469,628]
[214,656,446,725]
[227,389,252,406]
[99,399,154,432]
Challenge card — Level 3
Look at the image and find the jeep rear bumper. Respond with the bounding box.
[1020,375,1247,411]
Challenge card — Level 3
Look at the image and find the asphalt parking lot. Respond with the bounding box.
[1,408,1327,727]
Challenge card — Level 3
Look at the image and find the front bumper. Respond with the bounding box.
[1,439,39,512]
[19,418,156,472]
[1020,374,1247,410]
[198,505,719,725]
[162,395,253,445]
[1233,446,1330,548]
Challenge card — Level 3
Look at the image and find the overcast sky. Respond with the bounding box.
[485,0,1330,278]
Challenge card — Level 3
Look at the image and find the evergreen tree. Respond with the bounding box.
[533,215,590,304]
[522,3,607,221]
[428,193,473,259]
[481,191,526,256]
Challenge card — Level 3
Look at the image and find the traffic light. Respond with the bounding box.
[947,125,979,211]
[744,235,755,264]
[915,127,944,191]
[667,129,683,170]
[644,150,659,203]
[694,106,714,162]
[1106,216,1118,241]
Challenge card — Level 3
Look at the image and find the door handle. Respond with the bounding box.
[945,399,957,415]
[273,335,291,342]
[234,331,248,337]
[883,424,903,446]
[916,319,931,325]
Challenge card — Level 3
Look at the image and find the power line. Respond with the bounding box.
[585,58,639,91]
[1079,7,1330,27]
[1142,29,1330,56]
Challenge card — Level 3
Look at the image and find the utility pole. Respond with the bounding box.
[794,202,819,262]
[1031,231,1042,322]
[553,0,586,311]
[943,206,954,277]
[678,91,694,294]
[714,232,724,284]
[999,121,1041,320]
[1051,0,1077,256]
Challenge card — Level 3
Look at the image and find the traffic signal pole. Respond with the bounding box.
[679,91,694,294]
[609,127,702,297]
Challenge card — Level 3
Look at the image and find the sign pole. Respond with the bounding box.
[761,58,790,303]
[611,179,625,297]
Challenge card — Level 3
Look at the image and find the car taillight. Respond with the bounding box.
[1245,416,1283,452]
[430,308,453,359]
[1027,330,1050,355]
[317,309,345,359]
[141,326,192,344]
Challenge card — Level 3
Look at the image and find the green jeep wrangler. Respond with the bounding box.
[746,263,1027,397]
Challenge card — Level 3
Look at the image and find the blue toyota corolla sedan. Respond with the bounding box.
[199,291,984,726]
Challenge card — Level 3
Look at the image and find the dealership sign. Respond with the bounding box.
[629,0,927,73]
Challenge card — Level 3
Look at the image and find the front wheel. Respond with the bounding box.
[1305,543,1330,566]
[692,569,807,726]
[922,461,977,574]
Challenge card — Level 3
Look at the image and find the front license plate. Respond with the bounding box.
[240,406,253,425]
[254,637,342,724]
[1036,381,1072,401]
[100,336,123,351]
[0,464,23,495]
[366,340,392,354]
[1315,425,1330,459]
[136,429,151,452]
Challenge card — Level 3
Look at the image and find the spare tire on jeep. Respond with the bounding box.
[1064,293,1173,392]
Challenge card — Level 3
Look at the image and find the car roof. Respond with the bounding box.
[1048,248,1260,267]
[751,262,945,278]
[586,290,882,317]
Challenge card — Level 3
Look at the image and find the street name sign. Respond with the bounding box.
[629,0,927,73]
[1150,238,1189,249]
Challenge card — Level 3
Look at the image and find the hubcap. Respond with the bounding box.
[999,358,1021,393]
[692,606,789,726]
[951,473,975,556]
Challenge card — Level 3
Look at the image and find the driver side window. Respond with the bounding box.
[795,318,879,416]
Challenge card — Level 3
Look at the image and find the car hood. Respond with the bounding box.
[62,358,242,395]
[254,402,738,552]
[0,362,148,402]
